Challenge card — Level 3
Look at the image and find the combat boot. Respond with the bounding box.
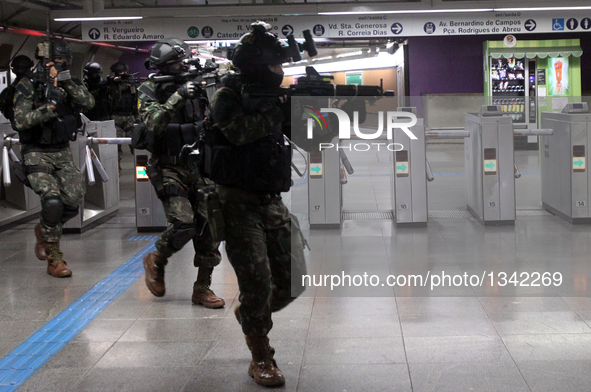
[191,267,225,308]
[45,242,72,278]
[143,251,168,297]
[34,224,48,260]
[245,335,285,387]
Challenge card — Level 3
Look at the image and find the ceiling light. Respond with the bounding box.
[186,40,239,45]
[54,16,143,21]
[494,6,591,11]
[320,8,493,15]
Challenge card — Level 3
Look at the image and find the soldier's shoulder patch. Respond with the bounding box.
[138,83,157,102]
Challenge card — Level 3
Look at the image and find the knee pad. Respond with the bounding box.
[60,205,79,224]
[41,197,64,227]
[168,220,197,251]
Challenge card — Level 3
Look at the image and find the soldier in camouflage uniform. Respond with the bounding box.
[138,38,224,308]
[206,22,306,387]
[108,61,137,174]
[82,61,119,122]
[0,55,34,126]
[13,39,94,278]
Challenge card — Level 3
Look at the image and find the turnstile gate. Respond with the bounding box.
[308,136,342,229]
[465,105,516,225]
[134,151,166,232]
[390,108,428,227]
[63,120,120,233]
[541,102,591,224]
[0,124,41,231]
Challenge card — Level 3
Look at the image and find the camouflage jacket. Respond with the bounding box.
[209,75,284,146]
[137,80,187,138]
[13,77,95,132]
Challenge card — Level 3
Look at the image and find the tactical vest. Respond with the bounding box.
[113,88,135,115]
[152,82,202,157]
[84,80,111,121]
[16,79,81,146]
[201,87,291,194]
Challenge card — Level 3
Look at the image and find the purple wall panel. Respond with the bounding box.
[116,42,153,78]
[408,33,591,96]
[408,35,489,96]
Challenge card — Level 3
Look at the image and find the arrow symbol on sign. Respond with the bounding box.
[282,25,294,36]
[397,163,407,171]
[138,168,147,175]
[312,165,321,173]
[485,162,496,170]
[574,159,584,167]
[525,20,536,31]
[391,23,403,34]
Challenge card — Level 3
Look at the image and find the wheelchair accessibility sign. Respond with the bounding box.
[552,18,565,31]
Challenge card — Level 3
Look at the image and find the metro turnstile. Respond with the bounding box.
[465,106,515,225]
[390,109,428,227]
[0,124,41,231]
[63,120,120,233]
[308,136,342,229]
[134,151,166,232]
[541,102,591,224]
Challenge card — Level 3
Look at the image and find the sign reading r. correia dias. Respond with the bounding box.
[82,11,591,41]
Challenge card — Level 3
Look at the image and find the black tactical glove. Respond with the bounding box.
[177,81,197,99]
[47,86,67,106]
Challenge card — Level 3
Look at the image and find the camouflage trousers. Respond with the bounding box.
[217,184,307,337]
[23,148,85,242]
[112,114,135,160]
[153,163,221,268]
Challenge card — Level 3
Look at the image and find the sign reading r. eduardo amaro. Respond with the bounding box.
[82,10,591,42]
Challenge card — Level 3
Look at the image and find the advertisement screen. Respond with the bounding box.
[549,57,569,96]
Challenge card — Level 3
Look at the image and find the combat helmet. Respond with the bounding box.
[110,61,129,74]
[51,39,73,59]
[10,55,34,75]
[145,38,189,71]
[83,62,103,77]
[231,22,286,70]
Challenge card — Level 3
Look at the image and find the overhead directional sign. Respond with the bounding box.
[81,10,591,41]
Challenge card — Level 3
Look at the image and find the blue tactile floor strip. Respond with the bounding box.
[128,235,159,241]
[0,239,156,392]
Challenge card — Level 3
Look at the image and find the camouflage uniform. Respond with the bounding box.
[112,82,137,160]
[138,79,223,306]
[209,78,306,337]
[13,75,94,275]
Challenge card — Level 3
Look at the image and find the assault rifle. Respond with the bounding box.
[107,72,143,86]
[148,58,219,85]
[241,65,390,102]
